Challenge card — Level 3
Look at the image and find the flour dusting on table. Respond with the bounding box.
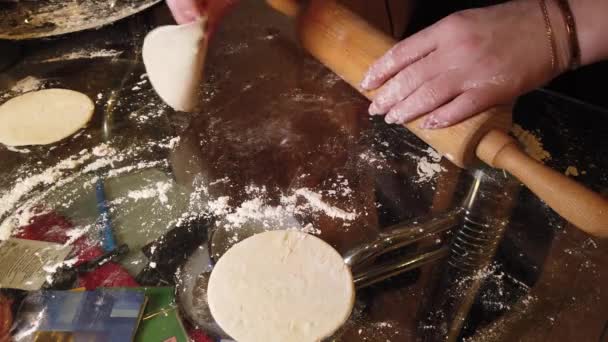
[403,147,446,183]
[38,49,123,64]
[0,137,176,239]
[0,76,46,101]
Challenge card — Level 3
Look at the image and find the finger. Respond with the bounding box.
[420,87,500,129]
[167,0,204,24]
[368,52,442,115]
[360,26,437,90]
[384,71,464,124]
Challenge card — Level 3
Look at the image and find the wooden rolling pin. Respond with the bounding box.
[267,0,608,236]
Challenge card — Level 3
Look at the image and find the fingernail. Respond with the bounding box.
[368,102,381,115]
[384,112,397,124]
[385,109,401,124]
[391,107,416,124]
[360,73,372,90]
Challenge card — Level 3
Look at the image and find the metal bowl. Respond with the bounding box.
[0,0,161,40]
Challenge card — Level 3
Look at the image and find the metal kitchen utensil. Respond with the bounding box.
[0,0,161,40]
[344,209,460,289]
[175,208,461,338]
[176,166,518,338]
[421,166,522,342]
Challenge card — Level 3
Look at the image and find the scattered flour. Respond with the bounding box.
[128,187,158,201]
[126,181,172,205]
[294,188,357,220]
[1,76,45,100]
[414,147,445,183]
[0,138,178,240]
[403,147,446,183]
[208,196,232,216]
[38,49,123,63]
[43,257,79,284]
[0,152,93,221]
[64,225,92,246]
[10,76,45,94]
[205,184,357,234]
[4,145,32,154]
[360,142,445,183]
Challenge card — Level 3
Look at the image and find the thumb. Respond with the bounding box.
[166,0,204,25]
[166,0,238,34]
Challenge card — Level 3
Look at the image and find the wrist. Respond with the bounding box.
[568,0,608,66]
[544,0,573,73]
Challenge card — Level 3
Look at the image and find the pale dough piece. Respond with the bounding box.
[208,230,355,342]
[142,18,207,112]
[0,88,94,146]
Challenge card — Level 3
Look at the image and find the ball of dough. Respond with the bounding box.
[208,230,355,342]
[0,88,94,146]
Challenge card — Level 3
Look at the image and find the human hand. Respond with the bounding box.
[166,0,237,32]
[361,0,569,129]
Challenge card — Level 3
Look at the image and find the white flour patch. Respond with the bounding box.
[209,177,230,186]
[43,257,79,284]
[154,136,180,149]
[0,152,93,220]
[205,184,356,234]
[0,206,42,240]
[126,181,173,206]
[222,197,294,229]
[297,223,322,235]
[128,188,158,201]
[294,188,357,220]
[10,76,45,94]
[404,147,445,183]
[156,182,172,205]
[64,225,92,246]
[125,181,173,205]
[1,76,46,100]
[358,151,387,170]
[5,145,32,154]
[38,49,123,63]
[0,139,176,240]
[208,196,232,216]
[105,160,167,179]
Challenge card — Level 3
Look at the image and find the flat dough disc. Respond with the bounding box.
[0,89,94,146]
[208,230,355,342]
[142,19,207,112]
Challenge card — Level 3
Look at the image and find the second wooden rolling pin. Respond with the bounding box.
[267,0,608,236]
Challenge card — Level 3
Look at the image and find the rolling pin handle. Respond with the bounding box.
[477,130,608,237]
[268,0,608,237]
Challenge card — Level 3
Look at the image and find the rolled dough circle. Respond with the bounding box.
[0,88,94,146]
[208,230,355,342]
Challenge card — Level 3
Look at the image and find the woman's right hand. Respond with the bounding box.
[166,0,238,33]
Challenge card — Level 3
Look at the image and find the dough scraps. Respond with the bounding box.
[208,230,355,342]
[142,18,207,112]
[0,88,94,146]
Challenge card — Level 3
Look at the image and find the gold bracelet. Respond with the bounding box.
[554,0,581,69]
[539,0,558,72]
